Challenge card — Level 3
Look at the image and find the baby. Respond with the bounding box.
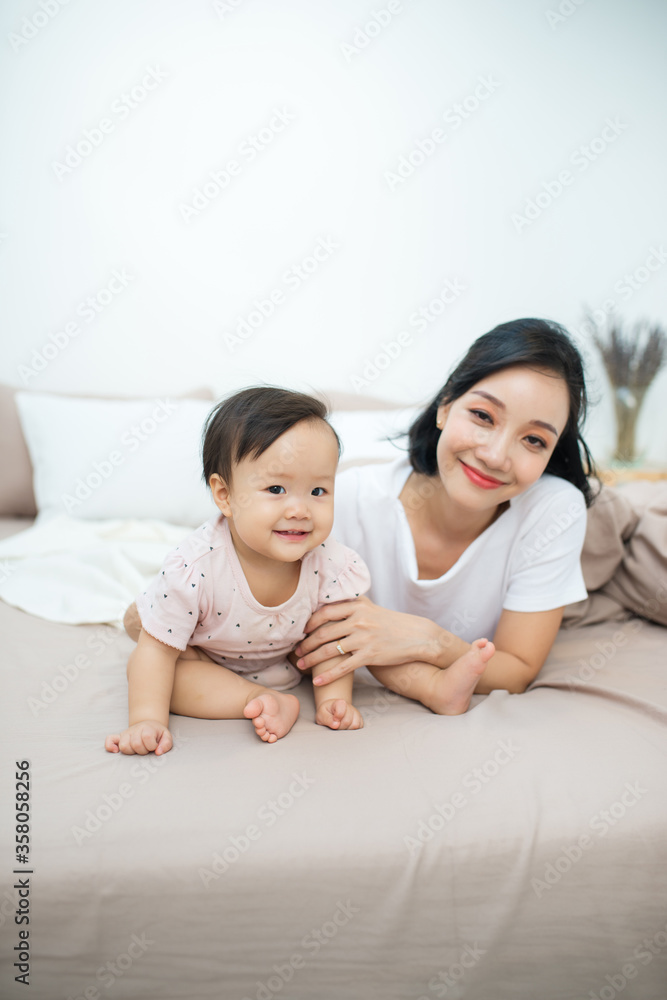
[105,386,370,754]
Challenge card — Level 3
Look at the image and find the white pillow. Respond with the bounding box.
[329,408,419,469]
[15,393,419,525]
[15,392,217,526]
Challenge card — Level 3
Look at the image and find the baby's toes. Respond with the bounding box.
[331,699,350,724]
[315,699,364,731]
[340,704,364,731]
[315,700,339,729]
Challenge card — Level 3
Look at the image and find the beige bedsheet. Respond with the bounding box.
[1,516,666,1000]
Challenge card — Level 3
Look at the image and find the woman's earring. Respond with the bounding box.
[436,420,442,429]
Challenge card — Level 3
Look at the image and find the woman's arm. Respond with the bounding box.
[297,599,564,693]
[472,607,564,693]
[296,597,466,683]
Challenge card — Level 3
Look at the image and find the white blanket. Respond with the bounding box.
[0,513,191,625]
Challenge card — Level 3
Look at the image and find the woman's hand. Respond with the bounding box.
[295,596,446,686]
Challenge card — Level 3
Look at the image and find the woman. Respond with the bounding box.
[295,318,597,713]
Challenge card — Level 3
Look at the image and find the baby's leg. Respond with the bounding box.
[368,639,495,717]
[123,601,142,642]
[171,648,299,743]
[311,655,363,731]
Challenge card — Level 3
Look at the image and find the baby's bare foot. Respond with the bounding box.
[425,638,495,716]
[315,698,364,731]
[243,691,300,743]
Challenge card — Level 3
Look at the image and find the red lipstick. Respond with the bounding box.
[459,461,506,489]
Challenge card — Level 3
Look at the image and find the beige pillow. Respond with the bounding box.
[0,384,215,518]
[0,383,37,517]
[317,390,402,411]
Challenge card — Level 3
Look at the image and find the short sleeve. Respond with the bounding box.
[504,485,588,612]
[135,547,205,650]
[313,536,371,605]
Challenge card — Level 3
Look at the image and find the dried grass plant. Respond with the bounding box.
[588,316,666,462]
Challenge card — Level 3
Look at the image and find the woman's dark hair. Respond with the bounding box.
[408,318,598,506]
[201,386,340,487]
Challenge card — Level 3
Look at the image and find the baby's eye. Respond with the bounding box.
[311,487,327,497]
[267,485,286,495]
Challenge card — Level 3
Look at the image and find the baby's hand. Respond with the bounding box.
[105,721,173,756]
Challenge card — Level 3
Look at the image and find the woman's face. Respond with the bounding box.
[435,366,570,510]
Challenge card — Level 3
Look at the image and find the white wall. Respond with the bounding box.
[1,0,666,465]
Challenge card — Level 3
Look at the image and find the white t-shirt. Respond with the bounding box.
[333,458,588,643]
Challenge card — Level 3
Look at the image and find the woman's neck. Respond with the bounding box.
[401,472,506,545]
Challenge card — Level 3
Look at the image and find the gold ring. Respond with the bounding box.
[336,642,346,656]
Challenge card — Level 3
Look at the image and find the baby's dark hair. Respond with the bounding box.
[201,386,340,487]
[407,318,598,506]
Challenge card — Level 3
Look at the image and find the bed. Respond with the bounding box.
[1,385,666,1000]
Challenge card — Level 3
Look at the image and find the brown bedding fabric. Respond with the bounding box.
[564,480,667,628]
[0,383,37,517]
[603,483,667,625]
[1,533,666,1000]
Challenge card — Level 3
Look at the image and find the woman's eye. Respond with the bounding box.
[470,409,492,423]
[311,487,326,497]
[525,435,547,449]
[267,485,285,495]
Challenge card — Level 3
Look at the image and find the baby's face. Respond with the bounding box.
[214,418,339,564]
